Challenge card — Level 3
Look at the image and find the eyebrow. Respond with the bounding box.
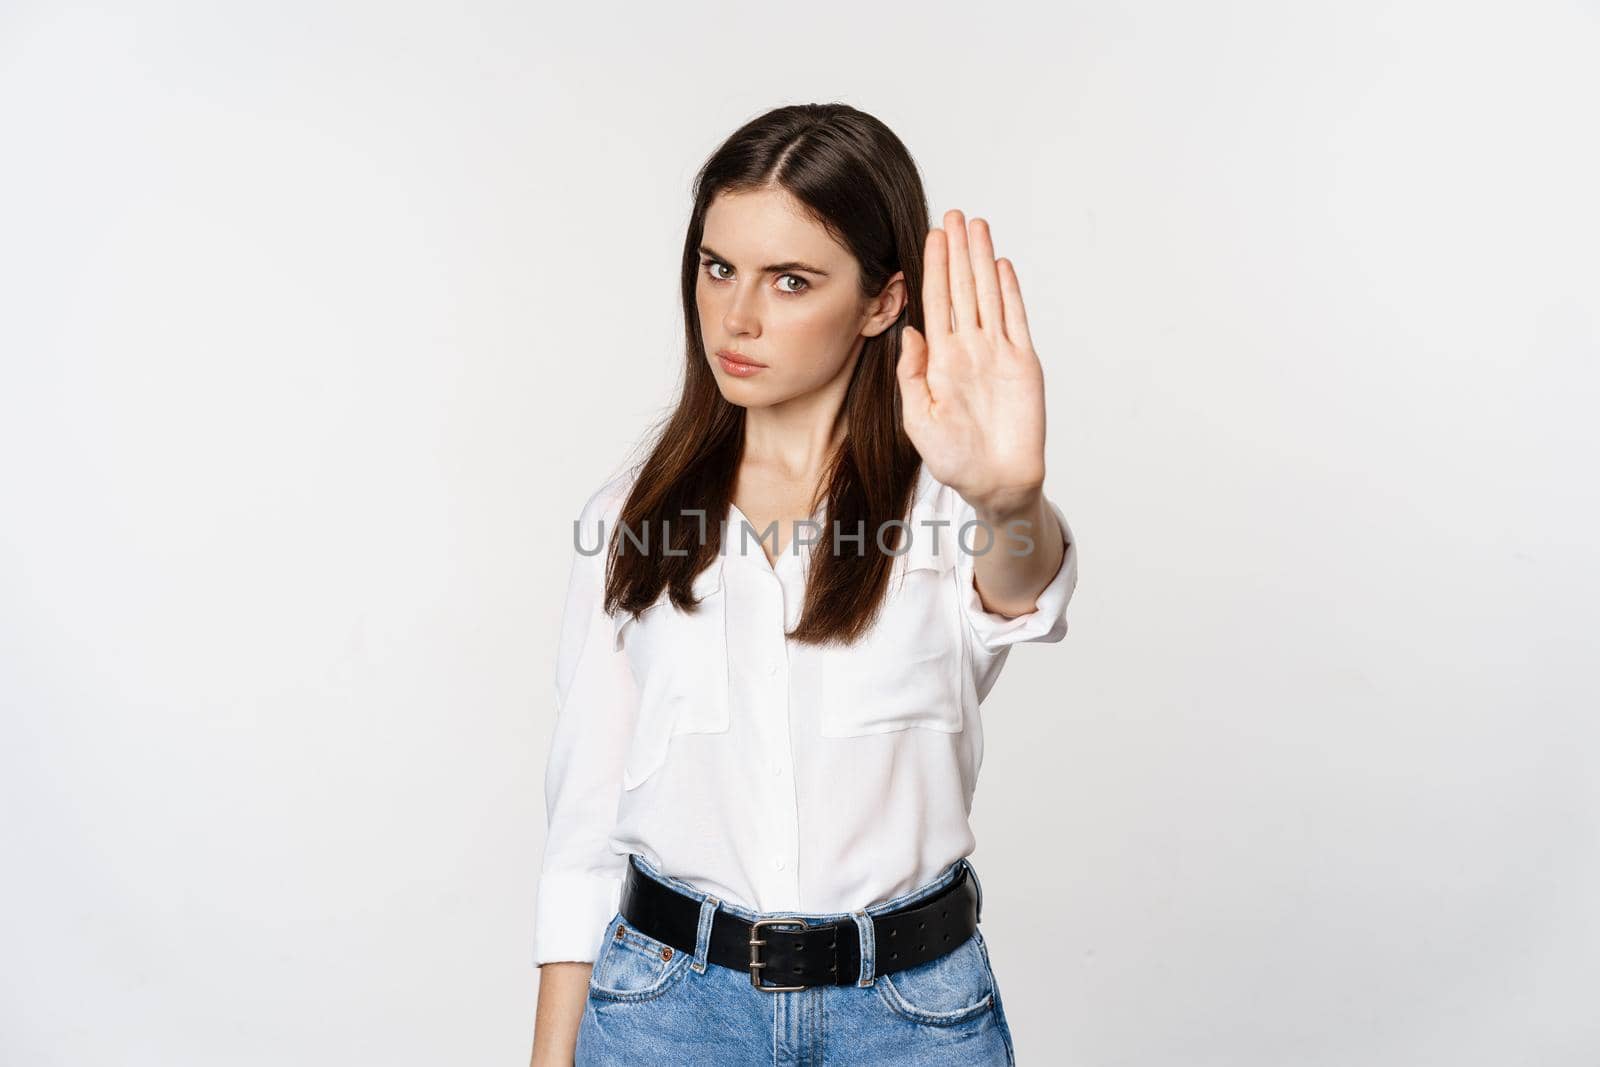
[698,244,831,277]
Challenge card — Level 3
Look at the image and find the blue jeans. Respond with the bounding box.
[575,853,1016,1065]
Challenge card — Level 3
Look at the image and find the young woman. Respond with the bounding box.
[530,103,1077,1066]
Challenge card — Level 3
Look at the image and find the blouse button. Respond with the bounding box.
[766,662,779,677]
[774,857,786,871]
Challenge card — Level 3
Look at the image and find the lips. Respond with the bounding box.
[716,349,767,368]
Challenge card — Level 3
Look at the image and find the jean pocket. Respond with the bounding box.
[587,911,691,1003]
[873,928,997,1026]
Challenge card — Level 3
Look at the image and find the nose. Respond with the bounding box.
[721,279,761,339]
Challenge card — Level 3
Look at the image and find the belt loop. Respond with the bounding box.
[963,858,984,924]
[692,895,720,974]
[850,910,875,987]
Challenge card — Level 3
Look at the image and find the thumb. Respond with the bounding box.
[897,324,932,424]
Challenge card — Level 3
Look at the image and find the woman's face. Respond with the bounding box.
[696,187,902,406]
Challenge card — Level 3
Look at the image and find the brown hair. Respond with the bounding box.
[603,102,931,646]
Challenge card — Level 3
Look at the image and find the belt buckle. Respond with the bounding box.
[748,917,807,992]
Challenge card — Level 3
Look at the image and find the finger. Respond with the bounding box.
[996,257,1034,349]
[942,208,978,332]
[896,323,933,430]
[969,218,1005,337]
[922,228,953,337]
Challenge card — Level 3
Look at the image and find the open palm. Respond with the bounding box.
[897,209,1048,514]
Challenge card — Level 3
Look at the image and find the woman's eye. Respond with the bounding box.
[701,260,807,295]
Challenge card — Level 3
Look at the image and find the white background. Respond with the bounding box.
[2,1,1597,1063]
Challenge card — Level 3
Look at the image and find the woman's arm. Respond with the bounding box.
[898,209,1072,617]
[529,479,640,1059]
[969,488,1068,619]
[530,962,590,1066]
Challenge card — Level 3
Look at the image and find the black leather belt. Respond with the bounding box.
[617,855,981,991]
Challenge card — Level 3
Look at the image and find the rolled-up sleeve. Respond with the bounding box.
[954,494,1078,653]
[531,485,638,966]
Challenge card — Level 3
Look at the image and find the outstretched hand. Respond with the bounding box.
[897,209,1048,517]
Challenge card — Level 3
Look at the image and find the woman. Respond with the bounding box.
[530,102,1077,1066]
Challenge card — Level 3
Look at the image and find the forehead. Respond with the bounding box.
[701,188,850,269]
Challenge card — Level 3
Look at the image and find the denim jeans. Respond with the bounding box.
[575,853,1016,1066]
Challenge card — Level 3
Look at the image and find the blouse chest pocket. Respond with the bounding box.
[610,558,731,789]
[818,533,966,738]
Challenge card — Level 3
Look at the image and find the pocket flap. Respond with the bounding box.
[610,556,726,651]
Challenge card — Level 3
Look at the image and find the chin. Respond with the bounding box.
[716,383,789,409]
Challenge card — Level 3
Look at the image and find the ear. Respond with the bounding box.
[861,271,907,338]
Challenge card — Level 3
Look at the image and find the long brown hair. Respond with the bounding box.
[603,102,930,647]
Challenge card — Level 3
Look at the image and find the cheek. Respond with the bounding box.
[781,301,861,361]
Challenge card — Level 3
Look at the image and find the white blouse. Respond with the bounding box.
[532,463,1078,965]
